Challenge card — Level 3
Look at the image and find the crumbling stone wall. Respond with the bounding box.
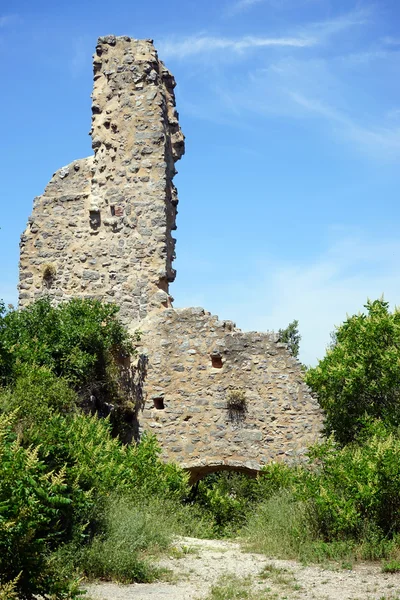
[19,36,324,477]
[139,308,323,481]
[19,36,184,324]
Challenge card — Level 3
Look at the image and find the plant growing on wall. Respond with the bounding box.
[278,319,301,358]
[227,389,248,423]
[42,263,56,287]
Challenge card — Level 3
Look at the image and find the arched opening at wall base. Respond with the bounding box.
[185,462,262,485]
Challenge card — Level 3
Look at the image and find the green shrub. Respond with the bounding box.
[256,461,300,499]
[25,411,188,505]
[193,472,260,536]
[0,366,77,428]
[299,423,400,540]
[190,466,300,537]
[306,299,400,445]
[0,411,84,599]
[0,298,135,412]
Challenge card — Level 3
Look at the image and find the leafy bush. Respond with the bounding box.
[244,434,400,563]
[191,465,301,537]
[306,299,400,444]
[301,422,400,541]
[193,472,258,535]
[0,297,135,407]
[24,411,188,506]
[0,411,83,599]
[0,344,188,595]
[0,366,77,428]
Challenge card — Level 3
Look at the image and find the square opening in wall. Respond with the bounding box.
[211,353,223,368]
[153,397,165,410]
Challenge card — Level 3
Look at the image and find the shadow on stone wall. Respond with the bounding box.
[117,353,148,443]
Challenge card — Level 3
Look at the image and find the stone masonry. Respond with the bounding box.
[19,35,184,325]
[139,308,322,481]
[19,36,324,479]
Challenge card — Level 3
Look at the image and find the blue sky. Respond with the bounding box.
[1,0,399,365]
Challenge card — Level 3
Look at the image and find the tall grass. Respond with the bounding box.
[242,490,320,561]
[77,494,215,583]
[243,490,400,565]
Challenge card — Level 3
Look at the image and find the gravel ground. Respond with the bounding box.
[85,537,400,600]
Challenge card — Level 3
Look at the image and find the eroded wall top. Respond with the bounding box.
[138,308,323,478]
[19,35,184,324]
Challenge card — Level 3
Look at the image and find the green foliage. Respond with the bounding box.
[244,490,318,560]
[381,560,400,573]
[278,319,301,357]
[257,461,299,498]
[306,298,400,444]
[301,422,400,540]
[0,388,188,596]
[0,366,77,427]
[0,411,83,599]
[244,436,400,564]
[191,465,302,537]
[80,496,174,583]
[24,411,188,505]
[194,472,260,535]
[205,574,272,600]
[0,296,188,596]
[0,576,20,600]
[0,297,134,403]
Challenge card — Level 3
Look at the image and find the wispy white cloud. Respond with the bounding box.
[0,14,19,28]
[159,7,371,60]
[159,33,314,59]
[180,46,400,161]
[257,234,400,365]
[288,91,400,158]
[383,36,400,46]
[175,232,400,366]
[228,0,265,15]
[227,0,323,16]
[303,5,371,39]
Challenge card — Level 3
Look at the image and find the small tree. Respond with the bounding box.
[306,298,400,445]
[278,320,301,357]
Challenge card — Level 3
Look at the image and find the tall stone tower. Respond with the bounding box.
[19,36,185,324]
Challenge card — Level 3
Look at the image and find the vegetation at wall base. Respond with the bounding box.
[3,296,400,596]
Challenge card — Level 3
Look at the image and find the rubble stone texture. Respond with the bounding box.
[19,36,324,478]
[19,35,184,324]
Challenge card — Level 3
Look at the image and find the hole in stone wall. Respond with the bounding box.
[42,264,56,289]
[110,205,115,216]
[153,397,165,410]
[211,355,223,369]
[89,210,101,230]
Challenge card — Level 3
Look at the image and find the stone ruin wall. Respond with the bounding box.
[19,36,324,476]
[19,36,184,325]
[139,308,323,481]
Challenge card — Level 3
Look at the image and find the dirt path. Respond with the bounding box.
[85,537,400,600]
